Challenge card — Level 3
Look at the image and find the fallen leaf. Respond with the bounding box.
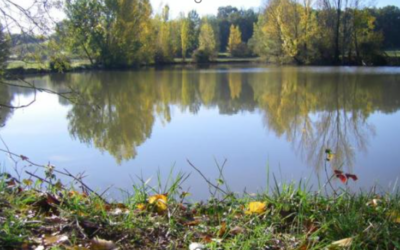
[245,201,267,215]
[331,237,353,247]
[184,219,201,226]
[189,242,206,250]
[387,211,400,223]
[136,203,146,211]
[44,234,69,246]
[148,194,168,213]
[90,237,117,250]
[218,222,227,237]
[230,226,245,235]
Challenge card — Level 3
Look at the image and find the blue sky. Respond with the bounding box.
[151,0,400,17]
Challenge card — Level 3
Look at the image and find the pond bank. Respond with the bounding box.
[5,57,261,78]
[1,170,400,249]
[6,55,400,78]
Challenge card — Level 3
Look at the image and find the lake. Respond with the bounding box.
[1,65,400,199]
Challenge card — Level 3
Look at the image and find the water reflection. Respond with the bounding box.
[2,66,400,171]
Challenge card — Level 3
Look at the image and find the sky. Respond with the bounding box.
[7,0,400,25]
[152,0,400,17]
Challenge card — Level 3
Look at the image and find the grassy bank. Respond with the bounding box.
[5,57,261,77]
[1,167,400,250]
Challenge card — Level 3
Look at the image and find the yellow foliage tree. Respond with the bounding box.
[228,25,242,55]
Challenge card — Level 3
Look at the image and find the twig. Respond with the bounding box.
[187,159,228,196]
[0,148,108,203]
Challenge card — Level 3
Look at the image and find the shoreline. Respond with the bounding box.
[6,57,400,78]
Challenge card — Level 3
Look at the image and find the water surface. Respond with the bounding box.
[1,65,400,199]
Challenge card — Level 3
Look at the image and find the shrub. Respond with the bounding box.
[230,43,251,58]
[192,49,214,63]
[49,55,71,73]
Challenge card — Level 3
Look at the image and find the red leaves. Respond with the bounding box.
[336,174,347,183]
[346,174,358,181]
[334,169,358,183]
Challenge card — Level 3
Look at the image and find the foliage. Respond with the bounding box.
[217,6,258,52]
[0,26,9,75]
[49,55,71,73]
[227,25,242,56]
[372,6,400,50]
[154,5,174,63]
[251,0,386,65]
[198,21,217,59]
[62,0,154,68]
[192,49,214,63]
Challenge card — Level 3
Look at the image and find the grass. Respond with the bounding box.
[1,162,400,250]
[6,60,92,71]
[385,50,400,58]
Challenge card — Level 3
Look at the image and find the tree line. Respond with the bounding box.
[1,0,400,68]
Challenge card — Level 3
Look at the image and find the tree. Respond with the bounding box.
[181,18,191,61]
[227,25,242,55]
[155,5,174,63]
[0,25,9,75]
[373,6,400,50]
[63,0,154,67]
[252,0,321,64]
[198,20,217,57]
[187,10,201,53]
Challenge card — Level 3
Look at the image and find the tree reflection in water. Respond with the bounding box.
[2,66,400,172]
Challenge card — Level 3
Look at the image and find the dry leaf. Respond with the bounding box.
[230,226,245,235]
[331,237,353,247]
[184,219,201,226]
[90,237,117,250]
[218,222,227,237]
[44,234,69,246]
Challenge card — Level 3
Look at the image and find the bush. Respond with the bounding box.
[49,55,71,73]
[192,49,215,63]
[230,43,251,58]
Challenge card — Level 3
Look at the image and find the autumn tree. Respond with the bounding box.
[252,0,321,64]
[227,25,242,55]
[198,20,217,56]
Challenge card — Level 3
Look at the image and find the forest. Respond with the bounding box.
[2,0,400,70]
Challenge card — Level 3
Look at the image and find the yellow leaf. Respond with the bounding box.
[331,237,353,247]
[23,179,33,186]
[245,201,267,215]
[148,194,168,213]
[136,203,146,211]
[387,211,400,223]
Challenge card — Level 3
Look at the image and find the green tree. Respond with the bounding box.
[0,26,9,75]
[63,0,154,67]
